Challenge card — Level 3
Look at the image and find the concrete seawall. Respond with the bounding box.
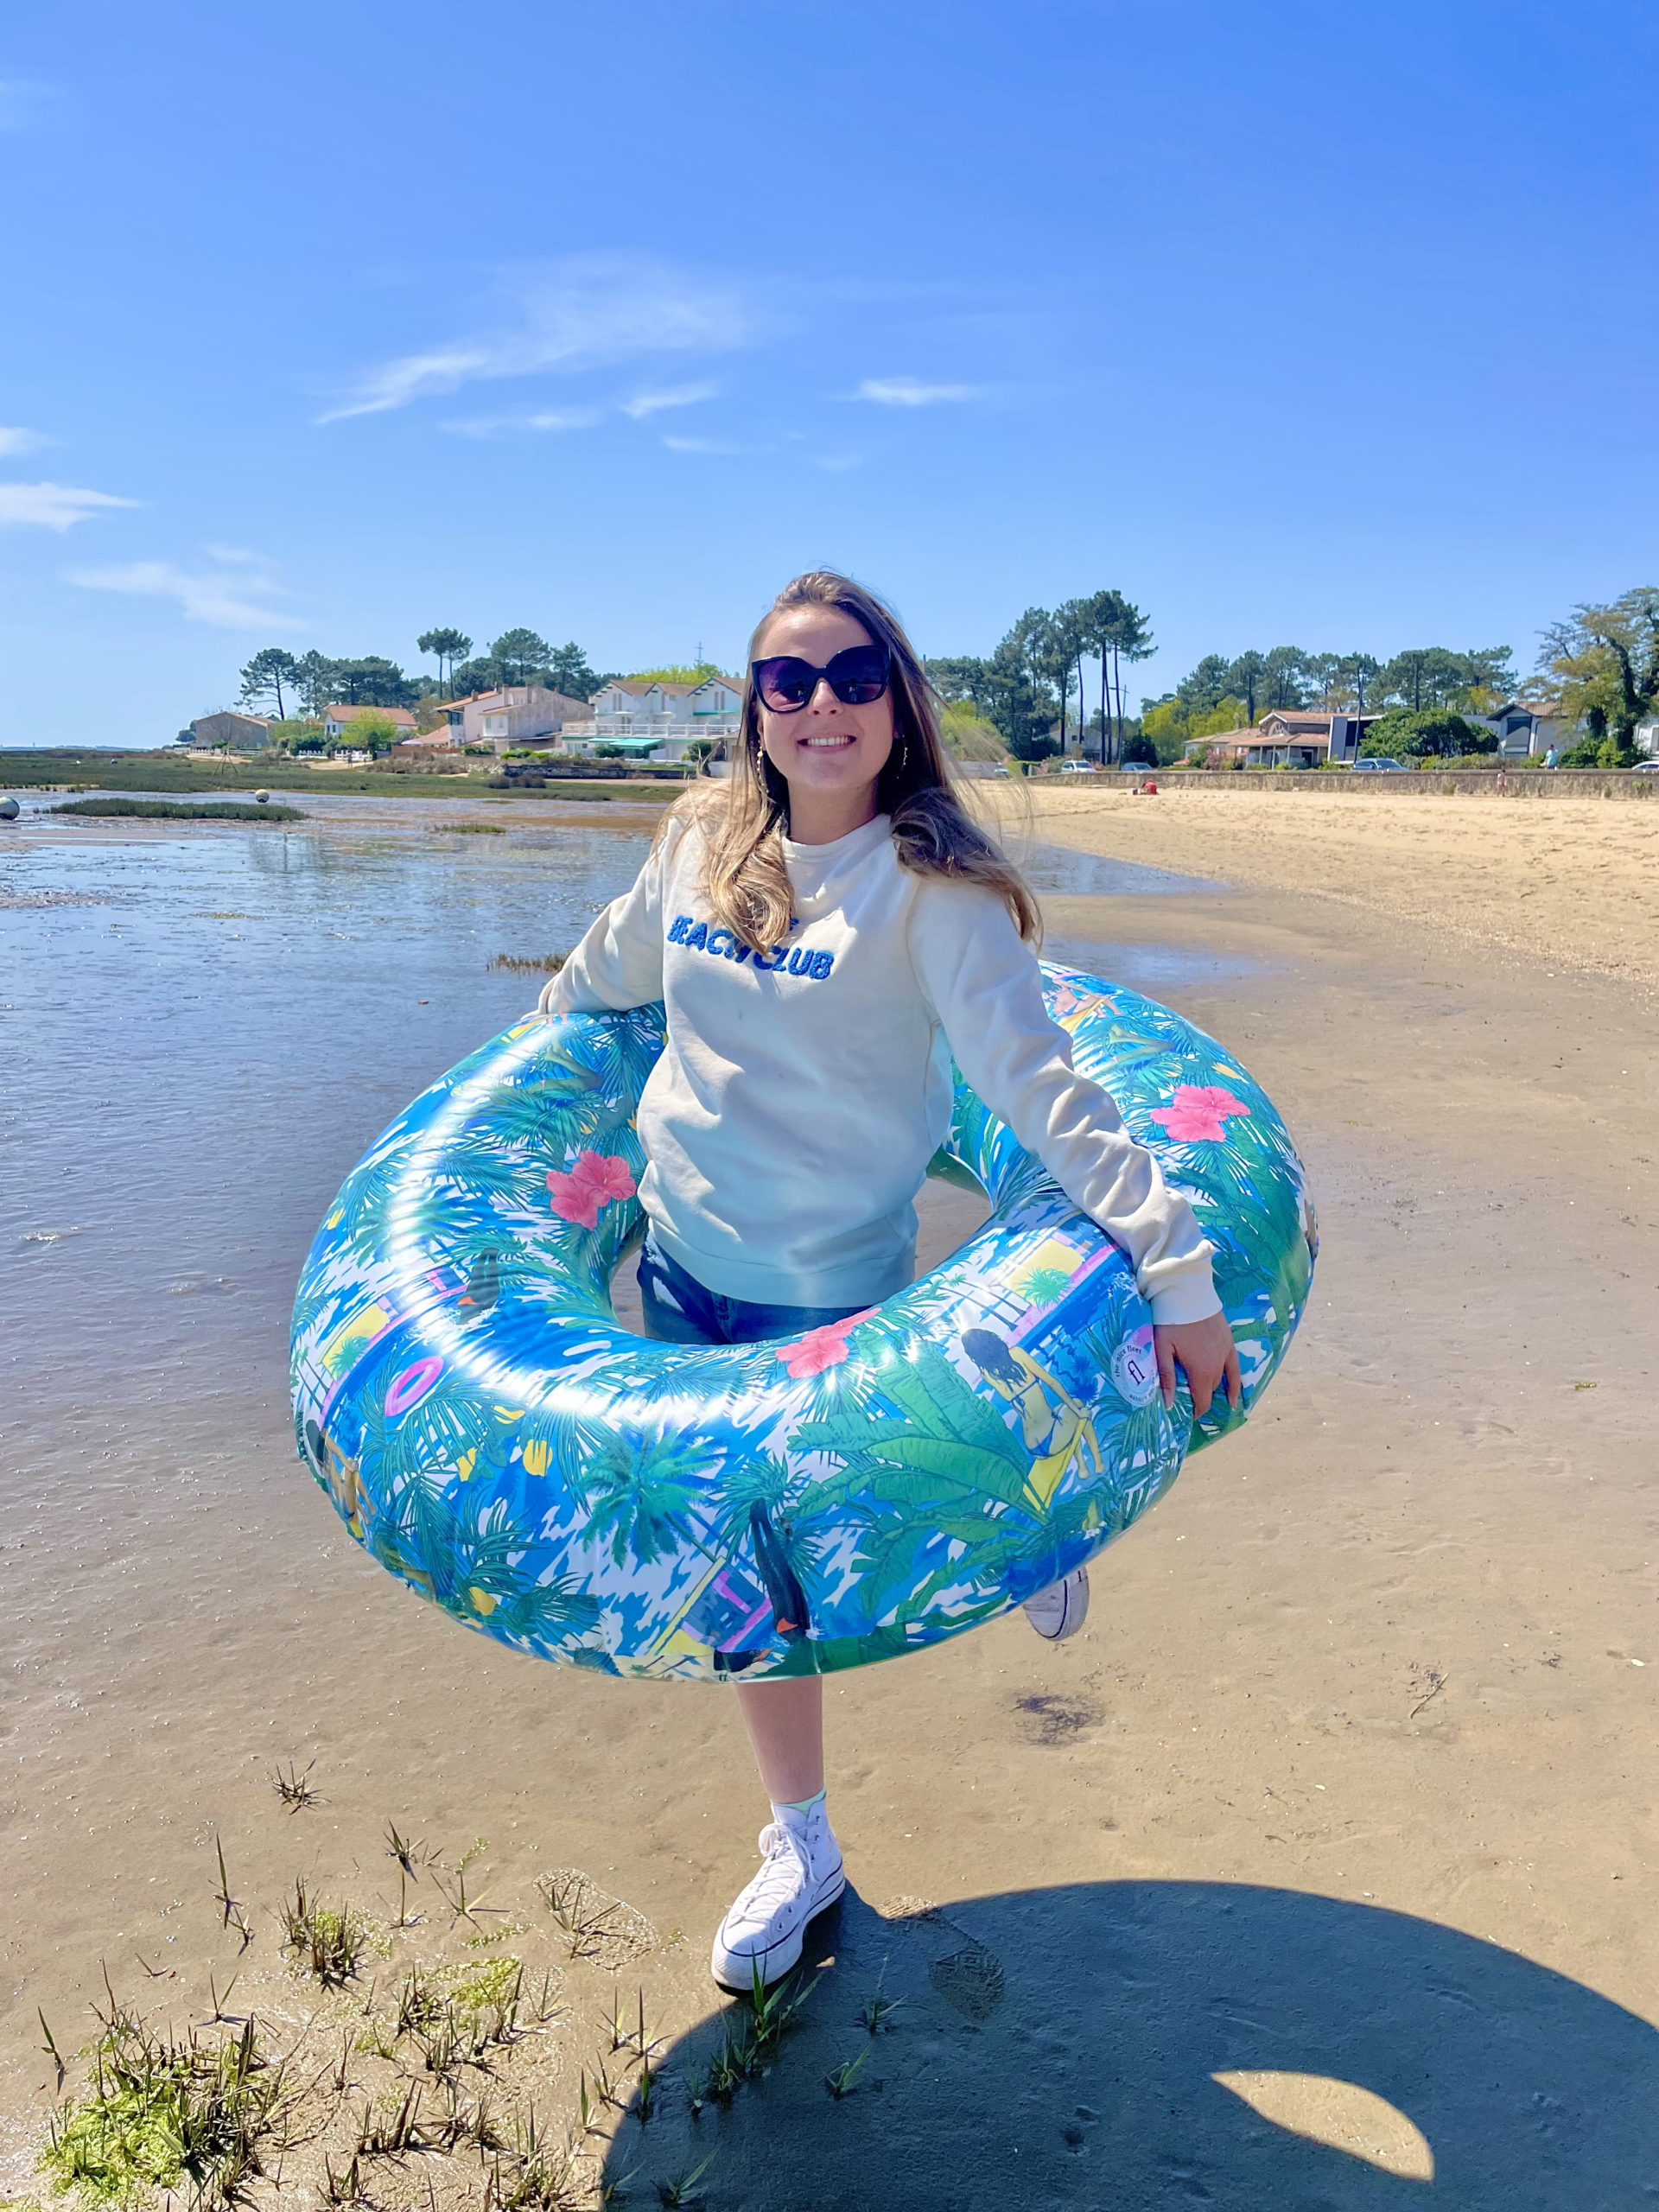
[1032,768,1655,799]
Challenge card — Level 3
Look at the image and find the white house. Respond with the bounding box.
[567,673,745,759]
[440,686,592,752]
[322,703,417,742]
[1471,701,1572,758]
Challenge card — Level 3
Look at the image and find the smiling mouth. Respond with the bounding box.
[801,732,856,749]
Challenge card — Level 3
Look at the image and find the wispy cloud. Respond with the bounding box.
[620,380,719,420]
[69,556,301,630]
[853,377,977,407]
[0,426,50,457]
[663,435,753,457]
[323,256,751,422]
[442,407,603,438]
[0,481,137,531]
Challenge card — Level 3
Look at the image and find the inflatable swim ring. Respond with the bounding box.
[289,963,1314,1681]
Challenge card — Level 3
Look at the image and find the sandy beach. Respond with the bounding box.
[1011,779,1659,989]
[2,785,1656,2207]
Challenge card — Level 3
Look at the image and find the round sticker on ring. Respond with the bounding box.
[1109,1325,1160,1407]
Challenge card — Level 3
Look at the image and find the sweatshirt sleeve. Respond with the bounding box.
[907,882,1221,1325]
[538,820,680,1020]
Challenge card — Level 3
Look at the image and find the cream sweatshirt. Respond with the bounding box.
[542,810,1219,1321]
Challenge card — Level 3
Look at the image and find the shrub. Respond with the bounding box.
[51,798,304,822]
[1362,709,1496,760]
[1560,734,1636,767]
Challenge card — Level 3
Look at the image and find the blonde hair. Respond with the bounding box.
[667,569,1039,955]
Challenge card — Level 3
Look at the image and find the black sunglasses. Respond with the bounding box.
[751,643,891,714]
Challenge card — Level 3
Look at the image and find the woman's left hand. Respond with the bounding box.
[1154,1312,1242,1419]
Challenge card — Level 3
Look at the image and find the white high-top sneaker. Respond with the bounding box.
[710,1799,845,1991]
[1023,1564,1090,1642]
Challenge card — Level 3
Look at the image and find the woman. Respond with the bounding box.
[543,570,1239,1988]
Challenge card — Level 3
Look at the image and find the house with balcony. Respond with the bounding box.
[562,672,745,760]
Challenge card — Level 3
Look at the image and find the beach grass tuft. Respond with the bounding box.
[272,1758,319,1812]
[39,2004,283,2207]
[434,820,507,834]
[540,1869,624,1959]
[656,2154,714,2209]
[279,1877,368,1986]
[823,2047,869,2099]
[486,2106,591,2209]
[49,797,305,823]
[858,1964,902,2034]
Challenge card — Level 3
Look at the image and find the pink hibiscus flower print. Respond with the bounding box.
[1150,1084,1250,1143]
[774,1308,877,1380]
[545,1149,637,1230]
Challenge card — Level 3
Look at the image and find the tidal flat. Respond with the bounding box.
[2,785,1656,2207]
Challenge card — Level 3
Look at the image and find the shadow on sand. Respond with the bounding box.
[602,1879,1657,2211]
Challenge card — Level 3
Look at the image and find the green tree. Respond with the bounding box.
[988,615,1060,758]
[416,627,472,696]
[1260,645,1313,712]
[340,709,404,757]
[238,646,301,720]
[1033,603,1085,750]
[347,657,417,707]
[1540,588,1659,760]
[1342,653,1382,710]
[1177,654,1234,715]
[292,651,340,717]
[490,627,552,685]
[547,641,605,699]
[629,660,719,683]
[1224,651,1267,727]
[1373,646,1515,713]
[1076,590,1152,762]
[924,656,995,709]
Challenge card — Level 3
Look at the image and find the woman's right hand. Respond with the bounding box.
[1154,1312,1242,1418]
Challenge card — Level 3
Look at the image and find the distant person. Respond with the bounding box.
[540,570,1236,1992]
[1545,745,1560,770]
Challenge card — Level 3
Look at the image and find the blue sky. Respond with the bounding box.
[3,0,1655,746]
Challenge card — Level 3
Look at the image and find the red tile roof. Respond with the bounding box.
[325,703,416,727]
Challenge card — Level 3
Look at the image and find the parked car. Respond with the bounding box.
[1059,760,1101,774]
[1352,757,1411,772]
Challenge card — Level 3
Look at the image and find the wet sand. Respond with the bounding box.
[3,792,1656,2204]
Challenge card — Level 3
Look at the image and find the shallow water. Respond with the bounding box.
[1,798,654,1497]
[0,798,1245,1474]
[1011,837,1223,900]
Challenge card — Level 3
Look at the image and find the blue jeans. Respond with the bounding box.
[637,1230,868,1347]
